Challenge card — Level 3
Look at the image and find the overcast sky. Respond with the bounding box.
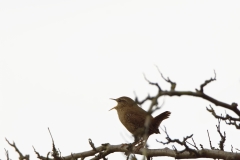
[0,1,240,160]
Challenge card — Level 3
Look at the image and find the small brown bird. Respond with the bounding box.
[109,96,171,147]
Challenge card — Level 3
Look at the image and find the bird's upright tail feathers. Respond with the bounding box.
[153,111,171,128]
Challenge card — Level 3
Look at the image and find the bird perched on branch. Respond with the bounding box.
[109,96,171,149]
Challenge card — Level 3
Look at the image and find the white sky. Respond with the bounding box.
[0,1,240,160]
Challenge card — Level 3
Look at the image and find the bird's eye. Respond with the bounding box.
[119,99,125,103]
[120,99,126,103]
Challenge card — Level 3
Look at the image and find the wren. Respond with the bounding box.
[109,96,171,146]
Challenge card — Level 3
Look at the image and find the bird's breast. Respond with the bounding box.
[116,108,127,125]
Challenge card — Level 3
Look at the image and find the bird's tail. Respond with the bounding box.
[153,111,171,128]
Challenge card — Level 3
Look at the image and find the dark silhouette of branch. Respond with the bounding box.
[4,148,11,160]
[5,138,29,160]
[48,128,63,160]
[207,130,215,150]
[138,70,239,128]
[216,119,226,151]
[157,126,199,156]
[89,139,97,151]
[143,73,162,92]
[198,70,216,93]
[33,146,50,160]
[190,138,199,150]
[155,65,176,91]
[31,143,240,160]
[207,106,240,129]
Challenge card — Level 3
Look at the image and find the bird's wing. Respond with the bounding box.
[124,111,145,129]
[124,111,157,136]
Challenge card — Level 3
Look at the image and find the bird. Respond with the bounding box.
[109,96,171,149]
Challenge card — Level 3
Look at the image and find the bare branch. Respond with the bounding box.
[48,128,62,159]
[143,73,162,91]
[155,91,239,116]
[140,73,239,121]
[33,146,50,160]
[225,120,240,129]
[185,141,197,150]
[89,139,97,151]
[5,138,29,160]
[71,153,77,160]
[216,119,226,151]
[155,66,176,91]
[207,106,240,129]
[134,94,150,105]
[191,138,199,150]
[156,126,199,156]
[4,148,11,160]
[31,143,240,160]
[207,130,214,150]
[185,138,199,151]
[197,70,216,93]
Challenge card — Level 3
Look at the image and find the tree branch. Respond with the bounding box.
[207,106,240,129]
[216,119,226,151]
[5,138,29,160]
[141,71,239,124]
[4,148,11,160]
[197,70,216,93]
[31,143,240,160]
[157,126,199,156]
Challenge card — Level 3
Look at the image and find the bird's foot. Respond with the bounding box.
[121,143,136,152]
[121,140,145,151]
[121,143,135,156]
[134,143,144,151]
[134,140,146,151]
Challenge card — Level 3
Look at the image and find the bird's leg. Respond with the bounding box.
[134,139,144,151]
[122,135,142,151]
[121,135,142,151]
[134,136,149,151]
[124,139,141,151]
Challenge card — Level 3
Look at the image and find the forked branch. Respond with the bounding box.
[138,69,239,126]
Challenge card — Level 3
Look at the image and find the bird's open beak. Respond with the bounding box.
[109,107,116,111]
[110,98,117,101]
[109,98,117,111]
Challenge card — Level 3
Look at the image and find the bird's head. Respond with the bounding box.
[109,96,135,111]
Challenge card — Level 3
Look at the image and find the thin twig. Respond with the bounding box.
[207,130,214,149]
